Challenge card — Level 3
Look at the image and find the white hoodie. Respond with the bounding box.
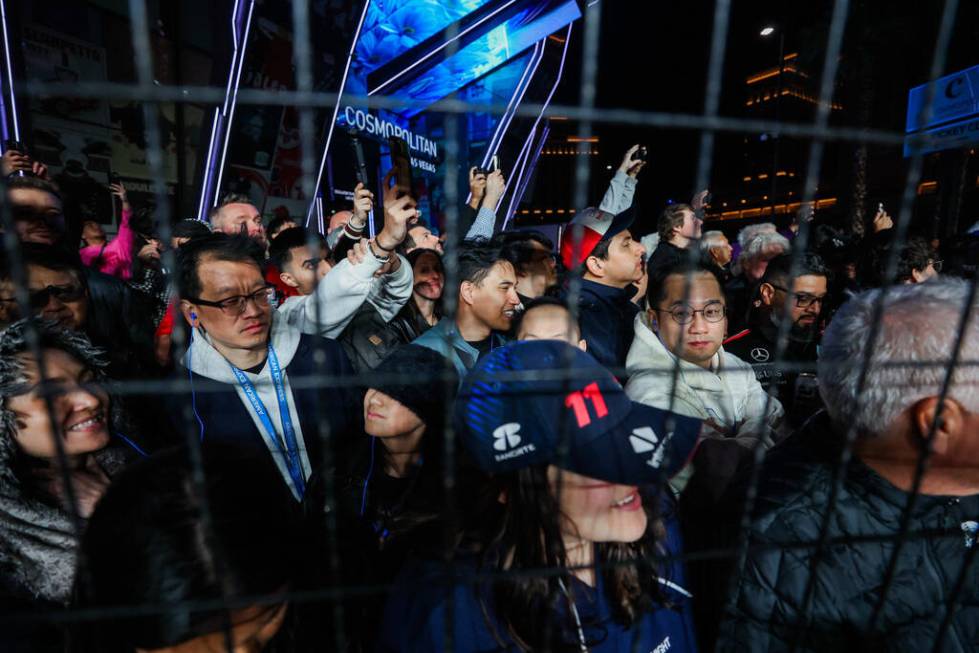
[278,247,412,337]
[624,312,784,450]
[180,248,411,500]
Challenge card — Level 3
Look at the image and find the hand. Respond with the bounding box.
[631,266,648,305]
[469,167,487,204]
[1,150,31,177]
[109,182,131,210]
[347,238,370,266]
[482,169,506,208]
[379,195,418,249]
[31,161,49,180]
[872,206,893,233]
[619,145,646,178]
[351,182,373,228]
[691,189,710,211]
[373,254,401,277]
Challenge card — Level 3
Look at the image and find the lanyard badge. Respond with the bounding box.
[230,345,306,499]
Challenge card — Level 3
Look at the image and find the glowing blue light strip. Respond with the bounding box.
[197,0,252,220]
[503,23,571,227]
[486,41,545,212]
[482,41,544,168]
[305,0,372,226]
[0,0,20,142]
[368,0,519,97]
[212,0,256,212]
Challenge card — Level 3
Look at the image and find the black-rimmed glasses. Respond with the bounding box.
[186,285,275,316]
[768,284,826,309]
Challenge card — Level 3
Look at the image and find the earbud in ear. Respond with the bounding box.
[190,312,198,321]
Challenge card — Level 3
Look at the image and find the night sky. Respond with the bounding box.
[545,0,979,235]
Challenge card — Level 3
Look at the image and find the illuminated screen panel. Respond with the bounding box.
[346,0,493,96]
[369,0,580,117]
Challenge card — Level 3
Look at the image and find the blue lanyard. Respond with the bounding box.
[229,345,306,498]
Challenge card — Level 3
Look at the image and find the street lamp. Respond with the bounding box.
[760,24,785,221]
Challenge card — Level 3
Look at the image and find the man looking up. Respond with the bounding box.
[646,203,704,276]
[719,279,979,651]
[724,252,828,427]
[625,260,783,454]
[495,231,558,305]
[268,227,332,297]
[559,205,646,373]
[208,193,267,250]
[402,223,443,255]
[413,239,520,378]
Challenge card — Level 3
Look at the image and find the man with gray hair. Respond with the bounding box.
[700,229,733,282]
[725,229,791,331]
[718,278,979,651]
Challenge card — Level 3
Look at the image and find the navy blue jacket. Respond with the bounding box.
[565,279,640,374]
[378,511,698,652]
[161,333,362,493]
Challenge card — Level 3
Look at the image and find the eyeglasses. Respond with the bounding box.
[655,302,726,325]
[29,284,85,309]
[768,284,826,309]
[930,259,943,273]
[186,285,275,316]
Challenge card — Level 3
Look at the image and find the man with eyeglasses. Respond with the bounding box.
[724,252,828,427]
[167,229,411,501]
[626,261,784,469]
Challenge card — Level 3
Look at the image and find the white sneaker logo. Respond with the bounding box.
[493,423,522,451]
[630,426,666,469]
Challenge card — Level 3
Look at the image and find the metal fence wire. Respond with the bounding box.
[0,0,978,652]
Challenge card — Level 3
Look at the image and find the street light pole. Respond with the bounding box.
[761,25,784,222]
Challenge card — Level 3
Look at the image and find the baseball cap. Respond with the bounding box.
[559,205,637,270]
[456,340,701,485]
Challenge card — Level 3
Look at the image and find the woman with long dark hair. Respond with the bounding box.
[0,318,146,651]
[377,341,703,652]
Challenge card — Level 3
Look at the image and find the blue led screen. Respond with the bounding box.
[347,0,493,96]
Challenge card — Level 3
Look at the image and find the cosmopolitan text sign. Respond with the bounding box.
[341,106,438,159]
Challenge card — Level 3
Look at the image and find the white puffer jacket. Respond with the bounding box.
[624,312,784,450]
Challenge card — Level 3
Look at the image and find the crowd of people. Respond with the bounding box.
[0,142,977,653]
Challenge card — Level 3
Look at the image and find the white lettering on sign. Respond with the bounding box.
[342,106,439,159]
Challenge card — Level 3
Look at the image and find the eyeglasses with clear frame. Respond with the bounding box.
[654,301,727,325]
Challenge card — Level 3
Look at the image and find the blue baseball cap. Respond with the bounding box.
[456,341,701,485]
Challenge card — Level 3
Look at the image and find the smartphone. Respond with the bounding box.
[4,139,26,155]
[4,140,31,178]
[631,145,648,162]
[109,172,121,185]
[349,131,369,187]
[388,136,413,198]
[877,202,884,213]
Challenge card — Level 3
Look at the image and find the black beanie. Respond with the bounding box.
[371,345,458,428]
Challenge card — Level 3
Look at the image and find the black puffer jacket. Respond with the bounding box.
[717,413,979,652]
